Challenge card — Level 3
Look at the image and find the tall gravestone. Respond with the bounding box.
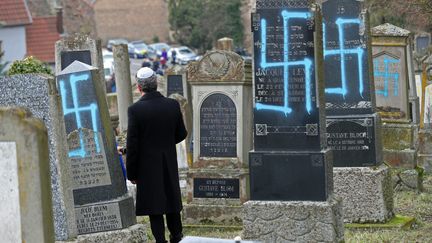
[321,0,393,223]
[243,1,344,241]
[372,24,420,172]
[184,50,253,225]
[56,61,143,239]
[419,65,432,173]
[0,74,77,240]
[0,108,55,243]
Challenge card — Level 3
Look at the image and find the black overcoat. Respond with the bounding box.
[126,91,187,215]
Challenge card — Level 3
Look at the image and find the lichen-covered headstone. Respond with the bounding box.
[57,61,136,235]
[0,108,55,243]
[0,74,77,240]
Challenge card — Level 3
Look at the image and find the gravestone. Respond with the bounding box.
[55,34,106,99]
[372,24,419,172]
[243,1,343,242]
[165,65,190,102]
[113,44,133,132]
[184,50,253,225]
[418,66,432,172]
[169,93,193,197]
[321,0,393,222]
[0,74,77,240]
[0,108,55,243]
[56,61,145,240]
[415,33,431,55]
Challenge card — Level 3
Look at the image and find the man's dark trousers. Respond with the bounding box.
[149,213,183,243]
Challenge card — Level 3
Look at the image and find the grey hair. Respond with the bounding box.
[136,73,158,92]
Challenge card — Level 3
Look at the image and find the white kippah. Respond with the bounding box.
[136,67,155,79]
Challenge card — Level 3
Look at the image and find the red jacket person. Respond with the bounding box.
[126,67,187,243]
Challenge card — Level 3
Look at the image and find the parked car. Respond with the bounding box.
[106,38,128,51]
[102,49,114,65]
[103,60,114,81]
[149,42,171,57]
[169,46,197,65]
[128,41,156,59]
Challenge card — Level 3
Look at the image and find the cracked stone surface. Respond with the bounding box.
[242,197,344,242]
[334,165,394,223]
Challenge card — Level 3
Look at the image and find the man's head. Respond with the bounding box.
[136,67,157,93]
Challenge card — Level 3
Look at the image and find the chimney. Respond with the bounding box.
[55,7,64,35]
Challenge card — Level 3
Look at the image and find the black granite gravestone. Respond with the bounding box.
[323,0,373,116]
[193,178,240,199]
[200,93,237,157]
[61,50,92,71]
[322,0,382,167]
[167,75,184,97]
[250,0,331,201]
[57,61,135,234]
[416,36,430,54]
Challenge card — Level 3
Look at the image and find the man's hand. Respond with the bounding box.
[130,180,137,184]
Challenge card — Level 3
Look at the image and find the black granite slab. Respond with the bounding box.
[327,113,383,167]
[322,0,374,116]
[249,150,332,201]
[193,178,240,199]
[252,0,325,151]
[61,50,92,71]
[167,75,184,97]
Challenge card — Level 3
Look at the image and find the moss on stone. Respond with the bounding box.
[346,215,415,230]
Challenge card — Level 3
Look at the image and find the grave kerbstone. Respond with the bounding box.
[372,24,419,175]
[0,108,55,243]
[184,50,253,225]
[320,0,394,222]
[0,74,77,240]
[243,1,343,242]
[56,61,144,239]
[113,44,133,132]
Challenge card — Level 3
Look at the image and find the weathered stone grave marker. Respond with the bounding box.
[372,24,420,174]
[0,74,77,240]
[415,32,431,55]
[0,108,55,243]
[322,0,394,222]
[184,50,253,225]
[166,65,188,99]
[419,65,432,173]
[56,61,143,238]
[243,1,344,241]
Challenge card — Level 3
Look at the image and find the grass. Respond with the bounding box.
[139,175,432,242]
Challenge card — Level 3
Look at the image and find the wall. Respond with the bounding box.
[0,26,27,67]
[94,0,170,45]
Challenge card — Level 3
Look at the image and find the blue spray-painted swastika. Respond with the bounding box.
[323,18,365,98]
[374,58,400,97]
[257,10,313,115]
[59,73,100,158]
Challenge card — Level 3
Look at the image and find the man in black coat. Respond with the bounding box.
[126,67,187,243]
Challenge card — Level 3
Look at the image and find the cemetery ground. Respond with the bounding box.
[135,174,432,242]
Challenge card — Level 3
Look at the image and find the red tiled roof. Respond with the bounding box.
[26,16,60,63]
[0,0,32,26]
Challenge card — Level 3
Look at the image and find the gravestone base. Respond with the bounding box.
[179,168,188,198]
[75,196,136,235]
[418,130,432,173]
[334,165,394,223]
[383,149,417,168]
[182,204,243,225]
[242,197,344,243]
[56,224,147,243]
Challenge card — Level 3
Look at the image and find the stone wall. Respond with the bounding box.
[94,0,170,45]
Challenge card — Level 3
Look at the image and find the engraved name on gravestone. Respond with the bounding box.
[193,178,240,199]
[167,75,184,97]
[322,0,373,115]
[0,75,76,240]
[200,93,237,157]
[252,0,325,151]
[57,61,135,234]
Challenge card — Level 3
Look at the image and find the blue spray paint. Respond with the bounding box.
[323,18,364,98]
[59,73,100,158]
[374,57,400,97]
[257,10,313,115]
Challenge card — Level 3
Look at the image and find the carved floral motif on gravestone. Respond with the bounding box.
[187,51,244,82]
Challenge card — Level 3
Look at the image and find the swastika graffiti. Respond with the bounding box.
[59,73,100,158]
[323,18,365,98]
[257,10,314,115]
[374,57,400,97]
